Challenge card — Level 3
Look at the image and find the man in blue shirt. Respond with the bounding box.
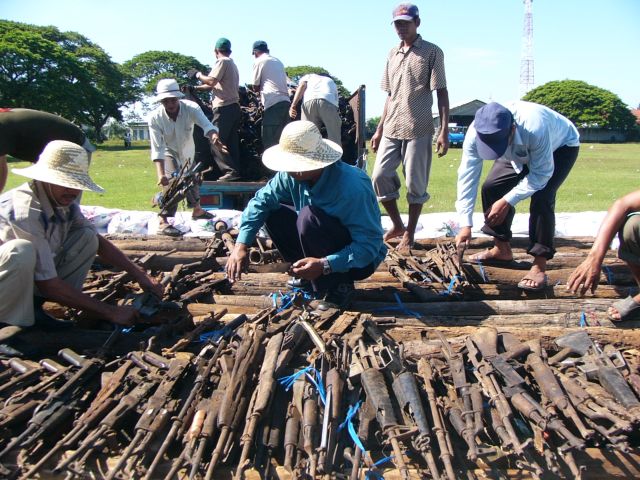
[226,120,386,309]
[455,101,580,291]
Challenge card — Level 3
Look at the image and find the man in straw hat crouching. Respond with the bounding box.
[226,121,387,310]
[0,140,163,329]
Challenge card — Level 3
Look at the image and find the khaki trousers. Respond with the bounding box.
[0,227,98,326]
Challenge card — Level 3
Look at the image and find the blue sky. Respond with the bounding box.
[2,0,639,118]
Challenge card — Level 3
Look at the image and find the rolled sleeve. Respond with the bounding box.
[237,174,289,245]
[148,121,166,162]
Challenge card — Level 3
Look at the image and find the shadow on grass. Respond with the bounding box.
[96,145,148,152]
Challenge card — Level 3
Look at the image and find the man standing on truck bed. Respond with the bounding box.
[189,37,242,181]
[249,40,291,149]
[371,3,450,250]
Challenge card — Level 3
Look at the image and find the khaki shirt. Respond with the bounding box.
[0,181,96,281]
[209,57,240,108]
[381,35,447,139]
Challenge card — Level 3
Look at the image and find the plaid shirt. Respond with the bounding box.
[381,35,447,139]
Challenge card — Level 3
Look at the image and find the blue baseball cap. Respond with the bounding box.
[392,3,419,22]
[473,102,514,160]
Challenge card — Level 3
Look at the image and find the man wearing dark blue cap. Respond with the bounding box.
[455,101,580,291]
[371,3,450,250]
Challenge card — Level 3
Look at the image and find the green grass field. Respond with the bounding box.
[5,140,640,213]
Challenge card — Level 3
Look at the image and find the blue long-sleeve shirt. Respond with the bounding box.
[456,101,580,227]
[237,161,387,273]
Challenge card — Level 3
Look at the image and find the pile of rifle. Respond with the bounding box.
[386,242,472,300]
[1,305,638,479]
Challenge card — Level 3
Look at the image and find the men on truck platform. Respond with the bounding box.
[189,37,242,181]
[249,40,291,149]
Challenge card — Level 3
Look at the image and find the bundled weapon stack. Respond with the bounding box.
[1,306,638,478]
[386,242,473,300]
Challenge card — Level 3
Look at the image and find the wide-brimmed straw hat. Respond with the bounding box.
[262,121,342,172]
[154,78,185,102]
[12,140,104,193]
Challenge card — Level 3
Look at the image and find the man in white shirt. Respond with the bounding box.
[250,41,290,149]
[289,73,342,144]
[148,79,226,236]
[455,101,580,291]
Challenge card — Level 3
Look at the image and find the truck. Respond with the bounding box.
[448,125,467,148]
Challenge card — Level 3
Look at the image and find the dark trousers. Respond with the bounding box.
[481,145,579,259]
[212,103,241,177]
[265,205,376,293]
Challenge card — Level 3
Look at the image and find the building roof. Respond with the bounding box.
[631,109,640,125]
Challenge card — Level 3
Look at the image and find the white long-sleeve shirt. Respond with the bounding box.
[456,101,579,227]
[148,100,217,164]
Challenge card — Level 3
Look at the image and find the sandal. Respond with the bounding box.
[468,249,515,267]
[517,274,548,292]
[159,225,183,237]
[608,296,640,322]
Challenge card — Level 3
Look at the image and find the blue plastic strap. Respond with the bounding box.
[478,263,488,282]
[579,312,587,328]
[338,402,366,453]
[440,275,460,296]
[278,367,311,391]
[603,266,613,285]
[121,327,133,334]
[278,367,326,405]
[372,293,422,318]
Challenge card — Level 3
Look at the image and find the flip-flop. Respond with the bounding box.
[517,274,548,292]
[468,249,515,267]
[608,295,640,322]
[159,225,183,237]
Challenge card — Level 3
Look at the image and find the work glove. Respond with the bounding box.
[187,68,199,79]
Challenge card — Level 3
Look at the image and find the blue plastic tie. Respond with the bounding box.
[338,402,366,452]
[372,293,422,318]
[603,266,613,285]
[278,366,326,405]
[478,262,488,282]
[121,327,133,334]
[579,312,587,328]
[440,275,460,296]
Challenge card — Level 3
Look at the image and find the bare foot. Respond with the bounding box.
[518,266,548,290]
[468,246,513,262]
[396,231,414,250]
[384,225,406,242]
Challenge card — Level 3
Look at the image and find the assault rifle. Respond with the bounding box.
[156,160,210,217]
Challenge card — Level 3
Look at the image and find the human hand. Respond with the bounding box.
[187,68,200,80]
[108,305,139,326]
[289,105,298,119]
[226,243,249,283]
[436,131,449,157]
[211,134,229,155]
[455,226,472,250]
[485,199,510,226]
[567,256,602,296]
[370,129,383,153]
[157,174,169,187]
[138,275,164,299]
[291,257,323,281]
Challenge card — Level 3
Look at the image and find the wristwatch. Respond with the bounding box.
[321,257,332,276]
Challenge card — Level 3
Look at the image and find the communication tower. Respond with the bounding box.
[519,0,534,97]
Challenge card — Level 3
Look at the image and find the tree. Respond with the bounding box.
[0,20,136,140]
[365,116,380,139]
[523,80,636,131]
[285,65,351,98]
[121,51,210,98]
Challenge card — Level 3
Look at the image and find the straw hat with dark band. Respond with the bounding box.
[262,121,342,173]
[12,140,104,193]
